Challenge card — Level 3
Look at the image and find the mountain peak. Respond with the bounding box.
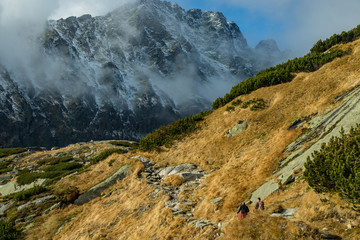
[255,39,280,52]
[0,1,288,148]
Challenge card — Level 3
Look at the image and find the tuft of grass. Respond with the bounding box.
[0,148,26,158]
[161,175,186,187]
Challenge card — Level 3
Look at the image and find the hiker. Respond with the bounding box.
[237,202,249,219]
[254,197,264,211]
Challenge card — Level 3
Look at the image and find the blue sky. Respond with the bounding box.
[167,0,287,48]
[167,0,360,56]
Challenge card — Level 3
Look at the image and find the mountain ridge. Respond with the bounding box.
[0,0,288,148]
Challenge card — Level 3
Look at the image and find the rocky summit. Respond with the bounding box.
[0,0,287,148]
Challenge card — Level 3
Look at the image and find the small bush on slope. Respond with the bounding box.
[304,125,360,206]
[0,221,19,240]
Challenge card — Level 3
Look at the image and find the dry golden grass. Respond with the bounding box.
[22,40,360,239]
[55,153,133,193]
[161,174,186,187]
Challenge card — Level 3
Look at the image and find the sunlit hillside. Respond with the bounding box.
[1,39,360,239]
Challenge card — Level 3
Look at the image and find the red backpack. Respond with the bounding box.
[259,201,265,210]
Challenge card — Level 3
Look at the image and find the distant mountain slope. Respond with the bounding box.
[0,0,287,148]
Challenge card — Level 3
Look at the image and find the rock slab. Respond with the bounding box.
[74,165,130,205]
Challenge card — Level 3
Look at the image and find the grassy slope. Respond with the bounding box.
[22,40,360,239]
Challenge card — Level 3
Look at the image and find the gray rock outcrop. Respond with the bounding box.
[225,121,248,137]
[0,201,14,216]
[0,179,46,196]
[74,165,130,205]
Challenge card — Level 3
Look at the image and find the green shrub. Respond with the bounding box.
[0,148,26,158]
[212,49,348,110]
[250,98,266,111]
[0,160,13,174]
[225,106,235,112]
[0,167,13,174]
[109,141,139,149]
[231,99,242,106]
[17,171,42,186]
[37,156,73,166]
[239,98,266,111]
[139,110,212,151]
[13,186,47,201]
[44,162,82,172]
[90,149,128,165]
[108,159,115,167]
[304,126,360,205]
[0,221,19,240]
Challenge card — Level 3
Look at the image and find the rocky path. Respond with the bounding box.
[133,156,223,233]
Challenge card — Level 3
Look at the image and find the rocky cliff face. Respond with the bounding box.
[0,0,287,148]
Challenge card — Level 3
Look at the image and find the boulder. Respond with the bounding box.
[74,165,130,205]
[168,163,197,175]
[24,214,37,223]
[18,195,56,211]
[178,172,204,181]
[225,121,248,137]
[210,197,223,204]
[270,208,297,219]
[0,201,15,216]
[320,233,342,240]
[158,166,175,178]
[218,222,229,231]
[249,180,279,203]
[32,195,56,205]
[42,202,61,215]
[280,174,295,185]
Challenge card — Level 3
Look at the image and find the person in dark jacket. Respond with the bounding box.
[237,202,249,220]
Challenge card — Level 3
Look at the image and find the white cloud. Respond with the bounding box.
[0,0,58,73]
[50,0,131,19]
